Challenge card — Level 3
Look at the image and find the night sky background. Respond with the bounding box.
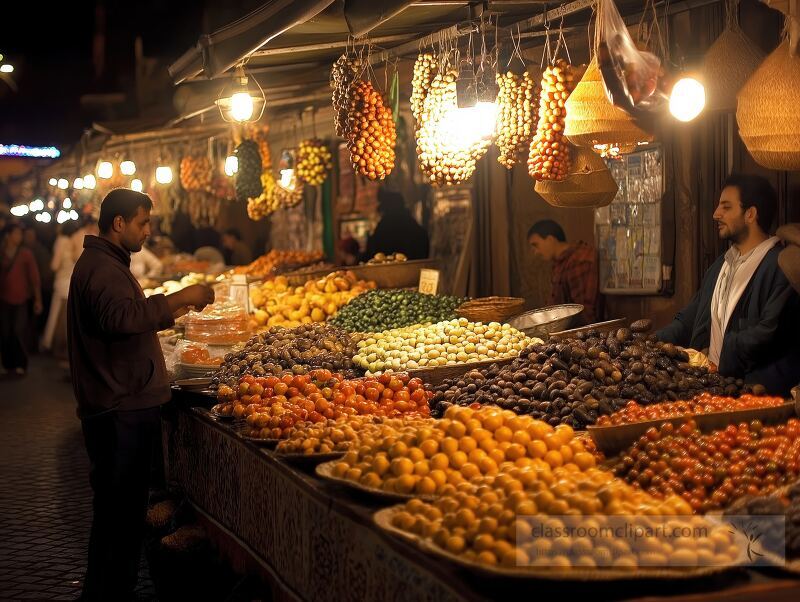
[0,1,209,148]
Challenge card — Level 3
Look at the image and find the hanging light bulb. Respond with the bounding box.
[10,205,29,217]
[48,178,58,186]
[130,178,143,192]
[63,198,72,209]
[38,212,51,224]
[216,64,266,123]
[155,166,173,185]
[224,155,238,176]
[70,210,79,221]
[73,177,84,190]
[83,174,96,189]
[97,161,113,179]
[57,178,69,190]
[56,210,69,224]
[120,160,136,175]
[669,77,706,122]
[29,198,44,212]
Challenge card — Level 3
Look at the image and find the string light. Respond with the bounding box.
[57,178,69,190]
[97,161,113,179]
[120,160,136,175]
[130,178,143,192]
[83,174,96,189]
[10,205,28,217]
[48,178,58,186]
[63,198,72,209]
[73,177,84,190]
[224,155,238,176]
[29,198,44,212]
[155,166,173,184]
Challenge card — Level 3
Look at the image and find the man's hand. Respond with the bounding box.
[166,284,215,314]
[180,284,215,311]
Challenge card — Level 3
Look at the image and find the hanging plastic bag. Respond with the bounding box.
[597,0,666,118]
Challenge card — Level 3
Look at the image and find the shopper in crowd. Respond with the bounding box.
[129,243,163,281]
[71,215,99,260]
[527,219,601,326]
[0,223,43,376]
[24,226,54,344]
[221,228,253,266]
[42,221,79,354]
[68,188,214,601]
[364,188,430,261]
[658,174,800,395]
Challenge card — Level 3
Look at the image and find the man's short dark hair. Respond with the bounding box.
[722,174,777,234]
[224,228,242,240]
[527,220,566,242]
[98,189,152,233]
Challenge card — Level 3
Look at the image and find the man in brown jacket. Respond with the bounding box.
[68,188,214,601]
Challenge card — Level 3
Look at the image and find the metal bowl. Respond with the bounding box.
[508,304,584,339]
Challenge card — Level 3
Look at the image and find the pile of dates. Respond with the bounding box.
[430,320,760,427]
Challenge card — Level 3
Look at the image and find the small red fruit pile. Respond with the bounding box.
[214,370,431,440]
[596,393,786,426]
[612,418,800,513]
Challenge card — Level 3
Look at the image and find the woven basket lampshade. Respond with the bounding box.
[703,27,764,112]
[564,57,653,151]
[737,41,800,170]
[534,146,619,208]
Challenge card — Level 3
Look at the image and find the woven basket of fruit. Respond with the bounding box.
[535,146,618,209]
[703,26,764,112]
[456,297,525,323]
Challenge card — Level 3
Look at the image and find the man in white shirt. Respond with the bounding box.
[658,174,800,395]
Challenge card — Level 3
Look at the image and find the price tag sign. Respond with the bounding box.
[230,274,250,313]
[418,269,440,295]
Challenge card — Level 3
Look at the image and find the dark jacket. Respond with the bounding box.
[364,211,430,261]
[657,245,800,396]
[68,236,175,417]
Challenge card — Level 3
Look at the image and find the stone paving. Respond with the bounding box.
[0,356,155,601]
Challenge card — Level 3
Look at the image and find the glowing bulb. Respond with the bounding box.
[224,155,238,176]
[229,92,254,122]
[47,200,55,210]
[97,161,113,179]
[155,166,173,184]
[48,178,57,186]
[437,103,497,151]
[279,168,294,188]
[120,160,136,175]
[57,178,69,190]
[38,212,51,223]
[70,210,79,221]
[63,198,72,209]
[73,177,84,190]
[83,174,96,189]
[29,198,44,212]
[130,178,143,192]
[57,210,69,224]
[0,64,14,74]
[669,77,705,122]
[10,205,29,217]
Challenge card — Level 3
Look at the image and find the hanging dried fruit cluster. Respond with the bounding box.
[275,173,305,208]
[245,124,272,168]
[346,80,397,180]
[179,155,212,192]
[411,53,435,129]
[331,54,362,137]
[234,140,264,201]
[528,60,579,181]
[247,171,279,220]
[495,70,537,169]
[296,138,333,185]
[416,69,492,186]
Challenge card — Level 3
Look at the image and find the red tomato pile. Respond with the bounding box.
[612,418,800,513]
[596,393,786,426]
[214,370,431,440]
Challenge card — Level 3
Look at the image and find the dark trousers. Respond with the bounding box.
[81,406,161,601]
[0,301,30,370]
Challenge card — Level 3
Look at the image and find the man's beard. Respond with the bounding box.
[718,222,747,244]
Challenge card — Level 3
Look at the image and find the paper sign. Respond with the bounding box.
[418,269,440,295]
[230,274,250,313]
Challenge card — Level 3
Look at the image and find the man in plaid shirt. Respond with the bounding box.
[528,220,600,326]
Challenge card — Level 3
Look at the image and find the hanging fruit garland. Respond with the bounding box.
[234,140,263,201]
[495,70,537,169]
[411,53,436,131]
[296,138,333,185]
[247,171,280,220]
[179,155,212,192]
[346,79,397,180]
[331,53,362,137]
[528,59,579,181]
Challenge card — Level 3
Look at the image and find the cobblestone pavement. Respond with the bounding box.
[0,356,155,601]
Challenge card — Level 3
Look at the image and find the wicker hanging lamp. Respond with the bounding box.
[565,57,653,152]
[737,39,800,170]
[534,145,619,208]
[702,1,765,112]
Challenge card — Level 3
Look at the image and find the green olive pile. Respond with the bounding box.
[210,323,362,388]
[430,322,756,427]
[330,289,465,333]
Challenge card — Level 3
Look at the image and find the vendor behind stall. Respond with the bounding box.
[527,219,601,326]
[363,189,430,261]
[657,174,800,395]
[221,228,253,266]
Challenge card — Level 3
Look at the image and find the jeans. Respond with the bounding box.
[80,406,161,601]
[0,301,30,371]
